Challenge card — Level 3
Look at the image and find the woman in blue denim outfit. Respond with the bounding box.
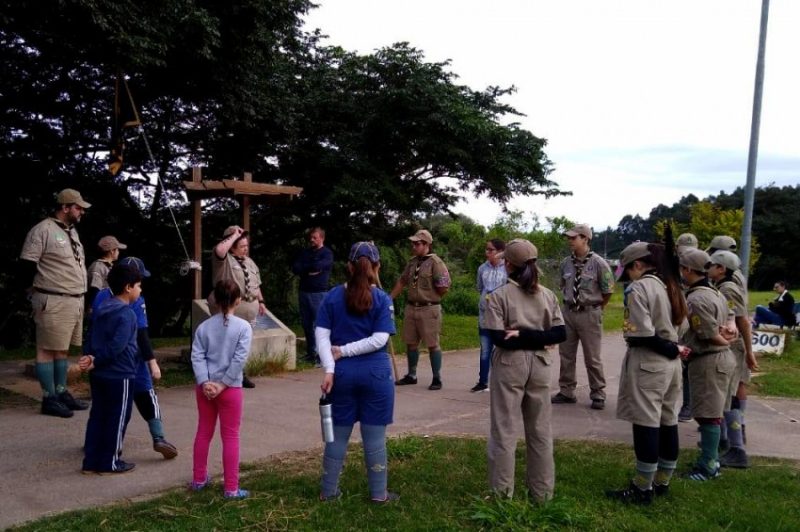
[473,239,507,392]
[316,241,398,503]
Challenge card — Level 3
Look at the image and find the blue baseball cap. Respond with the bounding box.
[348,241,380,263]
[119,256,151,278]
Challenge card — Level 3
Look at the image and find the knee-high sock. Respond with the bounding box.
[430,350,443,378]
[406,350,419,377]
[632,424,659,489]
[725,409,744,449]
[321,424,354,498]
[361,424,388,499]
[655,424,679,486]
[698,422,721,471]
[54,359,68,394]
[36,361,56,397]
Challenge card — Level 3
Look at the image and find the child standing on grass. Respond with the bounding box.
[79,264,142,474]
[190,280,253,499]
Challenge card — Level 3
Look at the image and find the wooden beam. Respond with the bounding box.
[192,166,202,300]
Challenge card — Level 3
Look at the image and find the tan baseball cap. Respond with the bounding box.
[497,238,538,267]
[98,235,127,252]
[709,250,741,271]
[56,188,91,208]
[617,242,651,282]
[408,229,433,244]
[706,235,737,252]
[676,233,698,249]
[679,248,710,272]
[564,224,592,240]
[223,225,248,238]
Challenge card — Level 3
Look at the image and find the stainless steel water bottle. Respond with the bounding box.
[319,393,334,443]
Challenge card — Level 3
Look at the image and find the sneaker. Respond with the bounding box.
[319,490,342,502]
[189,474,211,491]
[224,488,250,499]
[470,382,489,393]
[428,377,442,391]
[551,392,577,404]
[371,491,400,504]
[97,461,136,475]
[41,396,73,418]
[590,399,605,410]
[719,447,750,469]
[57,391,89,410]
[684,464,721,481]
[653,483,669,497]
[605,482,653,505]
[153,438,178,459]
[395,374,418,386]
[242,375,256,389]
[678,404,692,422]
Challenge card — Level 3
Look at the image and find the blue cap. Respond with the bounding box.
[348,241,380,263]
[119,256,151,278]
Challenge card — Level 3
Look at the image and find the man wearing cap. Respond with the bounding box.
[210,225,267,388]
[708,250,757,469]
[706,235,747,291]
[552,224,614,410]
[87,235,127,307]
[292,227,334,366]
[679,248,737,481]
[390,229,451,390]
[20,188,92,418]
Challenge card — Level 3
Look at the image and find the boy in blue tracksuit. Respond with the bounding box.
[79,264,142,474]
[90,257,178,459]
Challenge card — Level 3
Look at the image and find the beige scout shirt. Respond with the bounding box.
[484,280,564,359]
[622,274,678,343]
[559,252,614,307]
[400,254,451,304]
[716,279,747,353]
[87,259,113,290]
[20,218,87,295]
[682,284,731,355]
[211,253,262,302]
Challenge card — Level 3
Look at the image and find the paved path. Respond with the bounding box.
[1,332,799,529]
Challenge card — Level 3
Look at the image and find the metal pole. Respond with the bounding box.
[740,0,770,279]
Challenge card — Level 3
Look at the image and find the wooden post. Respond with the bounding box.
[192,166,203,300]
[242,171,252,234]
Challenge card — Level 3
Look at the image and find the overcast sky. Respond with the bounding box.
[303,0,800,231]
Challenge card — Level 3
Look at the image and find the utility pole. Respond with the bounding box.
[740,0,770,279]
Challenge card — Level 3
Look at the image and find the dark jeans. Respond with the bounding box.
[299,290,327,362]
[478,328,494,385]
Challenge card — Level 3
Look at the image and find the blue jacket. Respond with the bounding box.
[89,296,138,379]
[292,246,333,292]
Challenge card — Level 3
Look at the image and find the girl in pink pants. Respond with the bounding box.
[190,280,253,499]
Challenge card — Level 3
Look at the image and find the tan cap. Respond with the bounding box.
[709,250,741,271]
[97,236,127,252]
[408,229,433,244]
[564,224,592,240]
[497,238,538,267]
[56,188,91,208]
[679,248,710,272]
[676,233,698,249]
[223,225,248,238]
[617,242,651,282]
[706,235,737,253]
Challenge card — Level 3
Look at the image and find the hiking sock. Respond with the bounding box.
[53,359,68,394]
[361,424,388,499]
[406,349,419,378]
[725,409,744,449]
[632,424,659,489]
[658,424,679,461]
[430,349,443,379]
[655,458,678,487]
[320,424,354,498]
[698,423,721,471]
[148,418,165,441]
[738,398,747,443]
[36,361,56,397]
[633,460,658,490]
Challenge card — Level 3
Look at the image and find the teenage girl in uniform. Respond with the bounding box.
[606,240,688,505]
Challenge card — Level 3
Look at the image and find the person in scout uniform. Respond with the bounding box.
[552,224,614,410]
[87,235,127,307]
[705,235,747,291]
[606,241,688,505]
[707,250,758,469]
[208,225,267,388]
[20,188,92,418]
[390,229,451,390]
[675,232,698,422]
[679,248,737,481]
[483,238,566,502]
[676,233,698,252]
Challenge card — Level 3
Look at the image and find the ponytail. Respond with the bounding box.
[508,259,539,294]
[213,279,241,326]
[345,256,377,315]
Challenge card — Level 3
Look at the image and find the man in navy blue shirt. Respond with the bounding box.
[292,227,333,365]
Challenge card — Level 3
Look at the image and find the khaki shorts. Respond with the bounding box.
[616,346,682,428]
[207,294,258,325]
[402,304,442,348]
[730,341,751,384]
[688,349,737,419]
[32,292,84,351]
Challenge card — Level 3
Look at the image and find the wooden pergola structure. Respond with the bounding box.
[182,166,303,299]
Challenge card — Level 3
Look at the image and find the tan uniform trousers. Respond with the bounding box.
[616,346,682,428]
[558,306,606,400]
[488,348,554,501]
[402,304,442,348]
[688,349,737,419]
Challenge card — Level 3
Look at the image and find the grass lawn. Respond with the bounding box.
[12,435,800,531]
